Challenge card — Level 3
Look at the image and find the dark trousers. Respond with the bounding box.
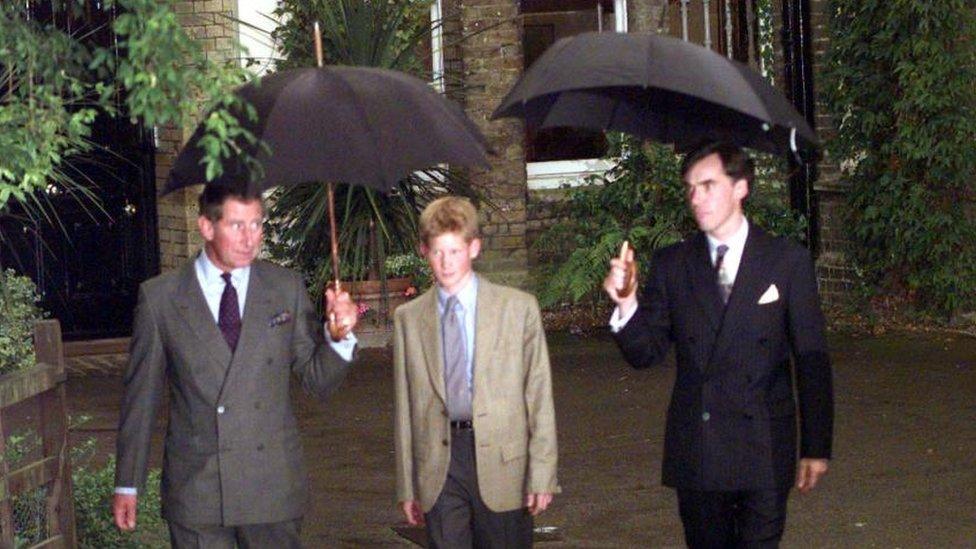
[425,428,533,549]
[168,518,302,549]
[676,488,789,549]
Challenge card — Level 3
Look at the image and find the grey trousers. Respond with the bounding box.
[425,428,533,549]
[168,518,302,549]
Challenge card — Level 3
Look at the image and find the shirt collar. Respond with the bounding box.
[437,273,478,313]
[706,217,749,258]
[195,249,250,287]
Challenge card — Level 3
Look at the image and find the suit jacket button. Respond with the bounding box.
[702,411,710,421]
[257,444,265,451]
[217,405,226,414]
[442,439,449,446]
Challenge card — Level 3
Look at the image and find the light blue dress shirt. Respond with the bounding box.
[437,274,478,391]
[195,251,249,321]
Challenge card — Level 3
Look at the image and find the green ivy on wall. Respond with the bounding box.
[823,0,976,315]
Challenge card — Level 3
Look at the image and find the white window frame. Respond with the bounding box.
[525,0,628,190]
[428,0,627,189]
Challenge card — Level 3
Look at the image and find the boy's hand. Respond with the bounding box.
[525,493,553,516]
[400,500,425,526]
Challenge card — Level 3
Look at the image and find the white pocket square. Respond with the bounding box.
[758,284,780,305]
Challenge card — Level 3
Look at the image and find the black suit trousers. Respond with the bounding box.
[676,488,789,548]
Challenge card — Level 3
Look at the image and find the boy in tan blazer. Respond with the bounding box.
[394,197,559,548]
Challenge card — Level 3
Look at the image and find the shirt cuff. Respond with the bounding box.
[115,487,137,496]
[608,302,639,333]
[328,333,357,362]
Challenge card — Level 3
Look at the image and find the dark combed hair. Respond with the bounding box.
[680,141,755,185]
[197,185,263,221]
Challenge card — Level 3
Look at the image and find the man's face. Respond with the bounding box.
[684,152,748,240]
[198,197,264,272]
[422,231,481,295]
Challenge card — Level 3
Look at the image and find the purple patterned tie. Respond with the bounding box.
[219,272,241,352]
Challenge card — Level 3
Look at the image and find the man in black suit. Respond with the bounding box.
[604,142,833,547]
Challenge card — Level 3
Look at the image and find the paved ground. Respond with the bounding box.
[64,330,976,547]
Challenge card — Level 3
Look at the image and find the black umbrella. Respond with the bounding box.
[164,66,488,195]
[492,31,817,158]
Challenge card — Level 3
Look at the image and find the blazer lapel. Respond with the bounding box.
[706,226,770,375]
[417,289,447,405]
[174,261,233,382]
[686,233,724,334]
[218,262,277,399]
[473,279,501,407]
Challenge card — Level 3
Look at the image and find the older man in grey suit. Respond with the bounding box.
[112,185,359,548]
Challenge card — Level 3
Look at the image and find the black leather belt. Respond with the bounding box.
[450,420,473,430]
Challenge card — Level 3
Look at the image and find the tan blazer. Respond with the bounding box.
[393,276,559,512]
[115,259,352,526]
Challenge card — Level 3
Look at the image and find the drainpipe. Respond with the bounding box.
[780,0,819,253]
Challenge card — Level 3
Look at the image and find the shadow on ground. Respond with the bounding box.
[66,330,976,547]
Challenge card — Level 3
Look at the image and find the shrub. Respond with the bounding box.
[823,0,976,315]
[72,454,167,549]
[0,269,44,376]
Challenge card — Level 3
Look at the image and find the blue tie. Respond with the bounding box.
[442,296,471,421]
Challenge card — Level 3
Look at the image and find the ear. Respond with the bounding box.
[734,179,749,202]
[419,242,429,257]
[198,215,215,242]
[468,238,482,260]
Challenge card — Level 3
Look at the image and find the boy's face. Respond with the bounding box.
[422,232,481,295]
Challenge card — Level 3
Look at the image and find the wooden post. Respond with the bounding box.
[35,321,77,546]
[0,320,76,547]
[0,406,14,547]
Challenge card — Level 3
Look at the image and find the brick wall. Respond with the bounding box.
[157,0,240,272]
[772,0,854,303]
[457,1,529,287]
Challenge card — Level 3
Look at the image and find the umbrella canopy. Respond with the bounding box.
[164,65,489,195]
[492,31,817,157]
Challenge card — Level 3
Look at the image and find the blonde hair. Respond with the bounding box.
[419,197,480,244]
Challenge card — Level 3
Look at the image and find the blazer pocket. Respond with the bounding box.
[501,442,527,464]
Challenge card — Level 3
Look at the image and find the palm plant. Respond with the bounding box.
[265,0,482,292]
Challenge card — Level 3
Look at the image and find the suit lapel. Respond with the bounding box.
[706,226,770,374]
[473,279,501,407]
[417,289,447,405]
[686,233,724,334]
[174,261,233,382]
[218,262,277,399]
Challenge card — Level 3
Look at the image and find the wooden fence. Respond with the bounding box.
[0,320,76,548]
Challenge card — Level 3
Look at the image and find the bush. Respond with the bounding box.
[72,454,167,549]
[0,269,44,376]
[823,0,976,315]
[385,252,432,290]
